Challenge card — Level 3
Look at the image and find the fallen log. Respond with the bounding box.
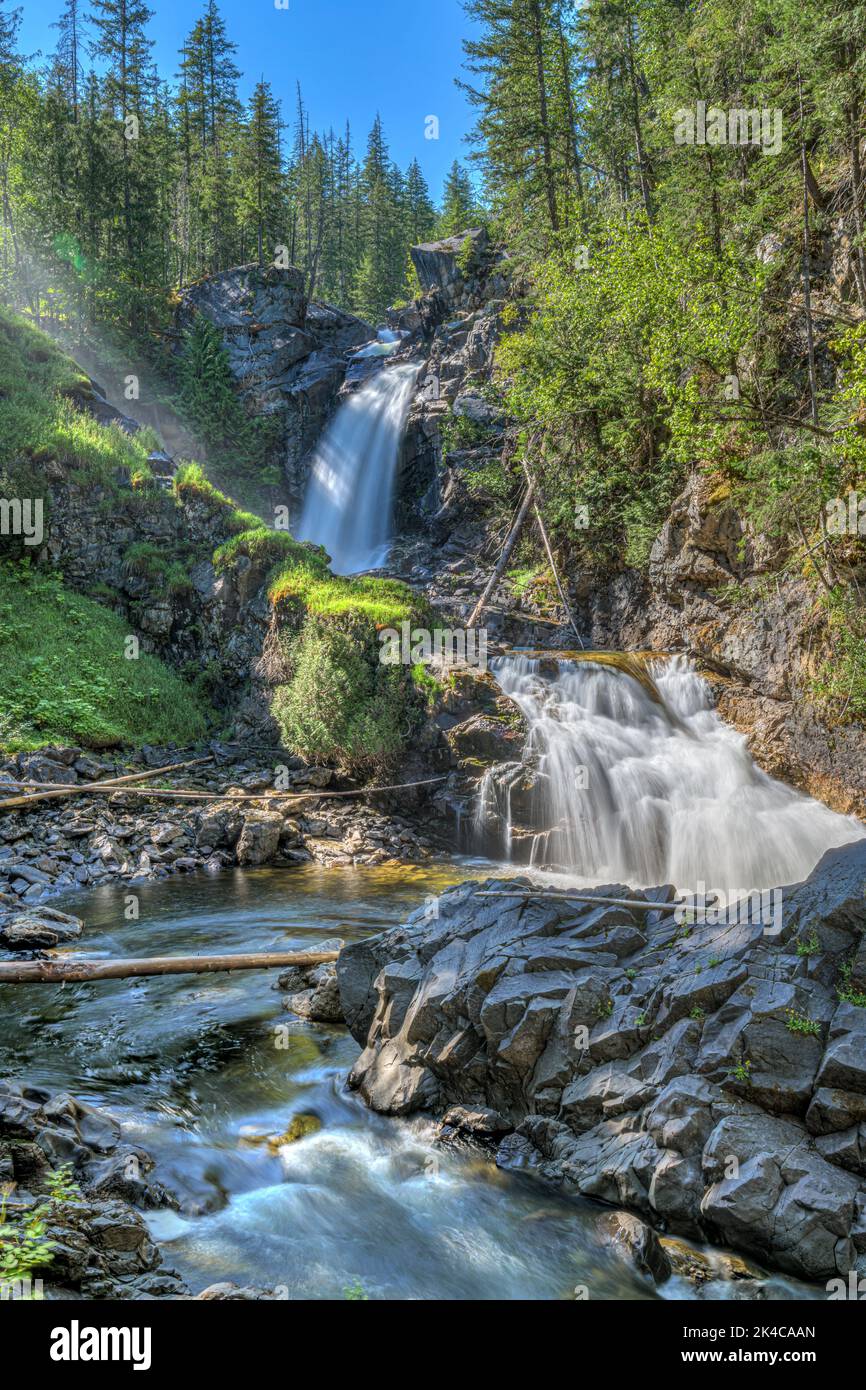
[0,773,447,813]
[0,756,215,813]
[467,477,537,630]
[520,457,585,651]
[0,949,340,985]
[476,891,676,912]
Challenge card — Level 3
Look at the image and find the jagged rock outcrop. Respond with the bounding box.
[176,264,372,505]
[581,470,866,818]
[0,1079,186,1298]
[338,840,866,1283]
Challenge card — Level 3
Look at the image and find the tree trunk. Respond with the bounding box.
[468,478,537,629]
[529,0,559,232]
[0,950,340,986]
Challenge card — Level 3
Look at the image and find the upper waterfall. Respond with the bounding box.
[295,362,418,575]
[478,654,865,891]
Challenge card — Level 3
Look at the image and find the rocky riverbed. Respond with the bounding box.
[335,840,866,1286]
[0,743,441,949]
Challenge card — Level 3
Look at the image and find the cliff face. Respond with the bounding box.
[385,229,866,820]
[574,472,866,819]
[175,264,372,510]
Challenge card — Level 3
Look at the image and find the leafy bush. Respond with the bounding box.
[0,1164,80,1297]
[497,213,765,567]
[272,620,415,775]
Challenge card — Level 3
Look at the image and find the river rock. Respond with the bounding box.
[338,841,866,1282]
[235,811,283,865]
[0,1080,185,1298]
[597,1210,672,1284]
[0,909,84,949]
[279,939,345,1023]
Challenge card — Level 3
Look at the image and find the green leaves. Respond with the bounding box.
[498,212,764,564]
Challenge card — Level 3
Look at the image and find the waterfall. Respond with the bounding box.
[478,654,864,890]
[296,363,418,574]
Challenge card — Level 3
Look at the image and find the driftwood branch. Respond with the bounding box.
[0,774,447,814]
[467,478,537,630]
[0,949,340,985]
[476,891,674,912]
[0,757,214,813]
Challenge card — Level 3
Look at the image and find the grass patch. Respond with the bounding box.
[213,526,328,577]
[0,305,158,505]
[171,461,263,534]
[123,541,195,597]
[837,959,866,1007]
[268,564,419,627]
[0,562,217,751]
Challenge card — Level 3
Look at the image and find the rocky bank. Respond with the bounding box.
[0,742,441,944]
[336,839,866,1285]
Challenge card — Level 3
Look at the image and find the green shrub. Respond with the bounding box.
[177,318,280,498]
[272,620,414,775]
[785,1010,821,1036]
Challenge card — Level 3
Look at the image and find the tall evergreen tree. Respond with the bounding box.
[438,159,478,236]
[237,80,284,265]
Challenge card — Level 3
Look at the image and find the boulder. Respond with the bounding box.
[235,812,282,866]
[336,845,866,1281]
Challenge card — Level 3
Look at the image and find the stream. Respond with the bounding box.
[0,861,817,1300]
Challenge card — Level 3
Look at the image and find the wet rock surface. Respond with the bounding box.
[0,742,442,927]
[339,840,866,1283]
[0,1079,185,1299]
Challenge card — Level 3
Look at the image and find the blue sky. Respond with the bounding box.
[16,0,479,200]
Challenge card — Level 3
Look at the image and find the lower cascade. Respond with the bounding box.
[477,654,865,890]
[295,362,418,574]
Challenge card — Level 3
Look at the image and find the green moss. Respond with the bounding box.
[213,526,329,577]
[268,564,419,627]
[0,562,217,752]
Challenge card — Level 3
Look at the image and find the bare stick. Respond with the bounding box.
[467,478,537,630]
[0,949,340,986]
[476,891,675,912]
[0,757,214,813]
[0,774,447,814]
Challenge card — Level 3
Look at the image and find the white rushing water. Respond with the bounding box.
[479,654,864,891]
[296,363,418,574]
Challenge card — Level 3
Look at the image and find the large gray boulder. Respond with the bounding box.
[176,264,372,504]
[338,840,866,1281]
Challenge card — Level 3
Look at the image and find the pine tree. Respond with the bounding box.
[460,0,572,245]
[177,0,242,274]
[404,158,436,244]
[438,160,478,236]
[90,0,160,324]
[352,114,406,320]
[237,80,284,265]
